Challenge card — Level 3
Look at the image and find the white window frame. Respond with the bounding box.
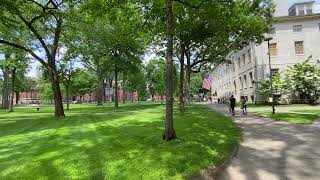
[295,41,304,55]
[249,72,253,88]
[269,43,277,56]
[293,25,303,32]
[244,75,247,89]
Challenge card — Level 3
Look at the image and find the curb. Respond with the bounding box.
[188,104,242,180]
[189,143,240,180]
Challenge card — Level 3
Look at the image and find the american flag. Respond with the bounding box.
[202,73,213,90]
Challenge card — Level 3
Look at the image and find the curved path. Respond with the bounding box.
[208,104,320,180]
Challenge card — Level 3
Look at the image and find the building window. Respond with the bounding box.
[248,49,252,63]
[249,72,253,88]
[298,6,305,16]
[242,54,246,65]
[269,43,277,56]
[271,69,279,77]
[306,5,313,15]
[244,75,247,89]
[239,77,242,90]
[293,25,303,32]
[295,41,304,55]
[238,57,241,68]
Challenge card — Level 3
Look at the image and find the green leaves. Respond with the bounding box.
[146,59,178,97]
[257,58,320,104]
[285,58,320,103]
[257,73,287,98]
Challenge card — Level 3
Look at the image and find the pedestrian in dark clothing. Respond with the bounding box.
[240,96,247,115]
[230,95,236,116]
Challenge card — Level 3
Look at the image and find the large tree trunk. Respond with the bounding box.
[103,78,107,103]
[9,68,16,112]
[163,0,176,141]
[185,50,191,106]
[96,64,104,106]
[50,17,65,117]
[49,63,65,117]
[122,90,126,104]
[66,84,70,110]
[96,79,104,106]
[179,43,185,112]
[2,53,10,109]
[2,67,10,109]
[132,92,134,103]
[122,74,126,104]
[15,91,20,104]
[114,65,119,108]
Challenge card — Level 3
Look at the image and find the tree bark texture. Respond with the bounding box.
[131,92,134,102]
[123,90,126,104]
[114,64,119,108]
[96,79,104,106]
[179,43,185,112]
[96,64,104,106]
[2,66,10,109]
[9,68,16,112]
[185,50,191,106]
[15,91,20,104]
[163,0,176,141]
[49,58,65,117]
[66,84,70,110]
[122,74,126,104]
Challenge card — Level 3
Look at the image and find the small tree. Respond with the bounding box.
[285,59,320,104]
[257,73,288,101]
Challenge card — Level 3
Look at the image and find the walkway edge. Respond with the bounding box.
[188,105,242,180]
[189,143,239,180]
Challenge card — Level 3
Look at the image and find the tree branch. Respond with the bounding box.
[15,13,52,59]
[173,0,204,9]
[52,17,63,60]
[0,40,48,67]
[26,0,46,9]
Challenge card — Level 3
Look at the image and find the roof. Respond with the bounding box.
[276,13,320,22]
[289,1,315,9]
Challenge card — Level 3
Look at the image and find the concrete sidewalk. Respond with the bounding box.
[208,104,320,180]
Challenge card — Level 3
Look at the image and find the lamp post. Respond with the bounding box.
[264,37,275,114]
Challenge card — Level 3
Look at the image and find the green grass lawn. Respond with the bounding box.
[0,103,239,179]
[257,110,320,124]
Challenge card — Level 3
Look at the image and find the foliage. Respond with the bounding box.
[125,66,148,101]
[257,73,288,98]
[0,104,239,179]
[39,81,53,102]
[285,60,320,103]
[171,0,274,71]
[71,70,97,98]
[146,59,178,98]
[190,73,204,95]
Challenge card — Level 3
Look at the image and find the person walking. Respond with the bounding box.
[240,96,247,115]
[229,95,236,116]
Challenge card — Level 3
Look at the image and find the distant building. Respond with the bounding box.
[211,0,320,103]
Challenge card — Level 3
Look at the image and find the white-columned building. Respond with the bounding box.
[211,0,320,103]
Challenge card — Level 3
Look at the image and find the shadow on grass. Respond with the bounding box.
[0,104,239,179]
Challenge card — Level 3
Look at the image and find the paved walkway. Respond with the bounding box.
[208,104,320,180]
